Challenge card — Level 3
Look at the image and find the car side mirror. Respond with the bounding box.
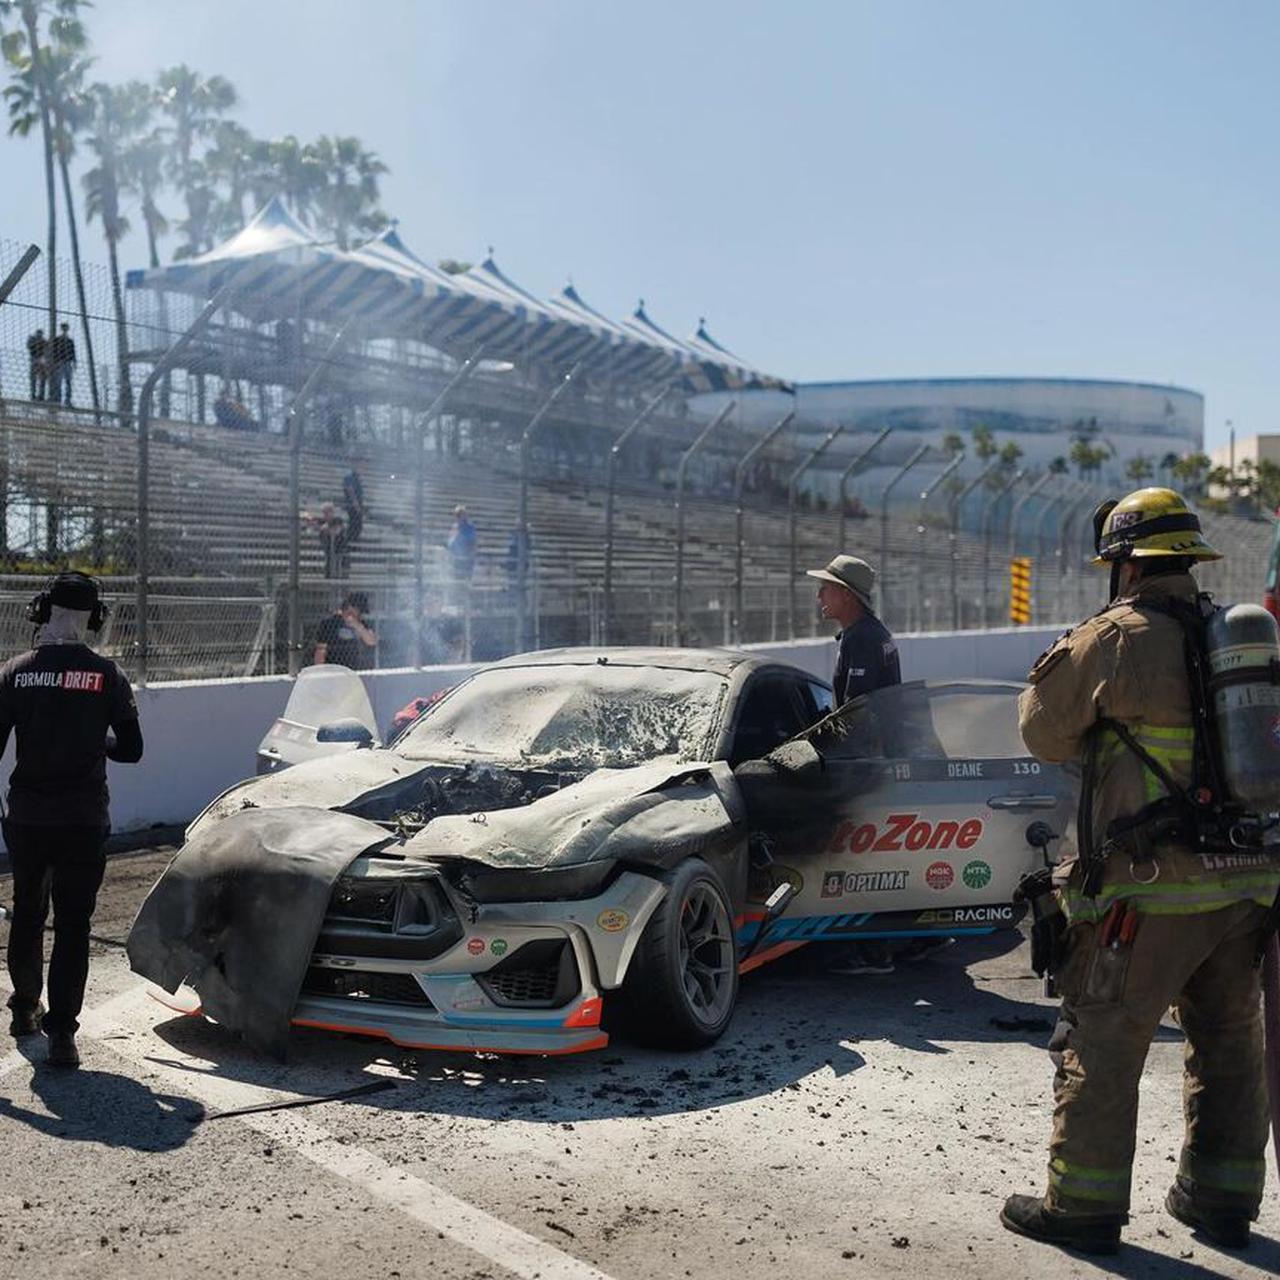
[315,718,375,747]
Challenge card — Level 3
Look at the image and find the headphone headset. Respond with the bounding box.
[25,571,109,633]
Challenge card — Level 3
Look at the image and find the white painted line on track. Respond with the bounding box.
[48,984,620,1280]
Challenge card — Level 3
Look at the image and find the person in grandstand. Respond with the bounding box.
[302,502,349,579]
[48,322,75,406]
[313,591,377,670]
[26,329,47,401]
[447,505,477,581]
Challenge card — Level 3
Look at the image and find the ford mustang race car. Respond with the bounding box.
[127,648,1070,1058]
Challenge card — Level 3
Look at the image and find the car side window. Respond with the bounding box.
[1268,522,1280,593]
[729,675,817,766]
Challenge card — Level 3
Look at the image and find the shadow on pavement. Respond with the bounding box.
[1089,1233,1280,1277]
[0,1064,201,1148]
[136,934,1143,1125]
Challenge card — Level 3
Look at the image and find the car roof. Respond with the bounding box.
[482,645,802,680]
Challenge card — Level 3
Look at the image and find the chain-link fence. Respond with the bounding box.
[1,234,1273,682]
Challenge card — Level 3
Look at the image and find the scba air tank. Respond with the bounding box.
[1206,603,1280,810]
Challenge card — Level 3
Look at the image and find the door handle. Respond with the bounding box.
[987,793,1059,810]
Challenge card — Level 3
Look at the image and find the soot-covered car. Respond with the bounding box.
[127,648,1070,1058]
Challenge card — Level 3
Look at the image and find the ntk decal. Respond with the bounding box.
[821,869,909,897]
[825,813,984,856]
[962,859,992,889]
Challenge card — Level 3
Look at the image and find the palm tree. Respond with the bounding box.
[264,133,323,223]
[0,0,81,335]
[83,79,148,414]
[998,440,1023,470]
[307,134,388,248]
[43,32,101,414]
[1124,454,1154,484]
[970,422,997,463]
[1159,451,1179,485]
[939,431,965,461]
[1048,456,1069,475]
[155,64,236,258]
[204,119,257,237]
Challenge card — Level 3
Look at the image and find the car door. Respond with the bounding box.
[749,680,1072,943]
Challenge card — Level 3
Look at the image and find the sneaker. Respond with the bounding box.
[829,943,895,976]
[1000,1194,1123,1255]
[45,1030,79,1070]
[1165,1182,1251,1249]
[8,1003,45,1038]
[896,936,956,963]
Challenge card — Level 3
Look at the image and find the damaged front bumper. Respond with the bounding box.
[287,857,667,1055]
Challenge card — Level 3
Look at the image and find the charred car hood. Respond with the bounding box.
[401,759,745,871]
[192,751,746,875]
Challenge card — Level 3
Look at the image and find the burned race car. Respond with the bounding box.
[127,648,1071,1058]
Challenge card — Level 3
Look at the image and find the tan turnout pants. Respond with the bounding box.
[1045,900,1270,1219]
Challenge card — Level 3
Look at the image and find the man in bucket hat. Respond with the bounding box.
[807,555,900,707]
[807,555,904,976]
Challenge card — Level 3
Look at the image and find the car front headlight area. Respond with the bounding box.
[290,856,667,1055]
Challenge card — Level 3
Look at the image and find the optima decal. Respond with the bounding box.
[826,813,984,855]
[821,869,909,897]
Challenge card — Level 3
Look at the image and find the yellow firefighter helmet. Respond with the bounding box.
[1091,486,1222,565]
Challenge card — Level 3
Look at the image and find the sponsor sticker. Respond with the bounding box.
[962,859,992,890]
[918,904,1014,924]
[490,938,509,956]
[826,813,984,856]
[822,869,910,897]
[597,909,629,932]
[466,937,485,956]
[925,861,954,890]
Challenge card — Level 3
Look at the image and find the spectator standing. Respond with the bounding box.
[447,504,477,581]
[313,592,377,670]
[26,329,47,401]
[1,573,143,1068]
[342,469,366,544]
[302,502,349,579]
[48,323,75,406]
[214,385,256,431]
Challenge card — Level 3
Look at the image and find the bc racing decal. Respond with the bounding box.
[826,812,984,855]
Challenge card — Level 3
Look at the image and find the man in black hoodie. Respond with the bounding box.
[0,573,143,1068]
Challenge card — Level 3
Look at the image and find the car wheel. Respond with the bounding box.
[618,857,739,1049]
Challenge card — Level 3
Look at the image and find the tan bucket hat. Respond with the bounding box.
[806,554,876,611]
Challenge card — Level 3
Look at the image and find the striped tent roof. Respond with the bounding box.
[126,199,790,390]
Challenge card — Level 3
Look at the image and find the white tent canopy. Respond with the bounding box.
[126,198,789,392]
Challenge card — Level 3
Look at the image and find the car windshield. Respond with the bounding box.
[395,663,729,770]
[808,680,1029,760]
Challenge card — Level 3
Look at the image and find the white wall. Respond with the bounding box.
[1,628,1063,843]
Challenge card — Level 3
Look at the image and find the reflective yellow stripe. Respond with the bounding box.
[1064,872,1280,920]
[1048,1157,1131,1204]
[1180,1151,1265,1196]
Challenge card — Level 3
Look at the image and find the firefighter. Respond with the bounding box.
[1000,487,1280,1254]
[1,573,143,1068]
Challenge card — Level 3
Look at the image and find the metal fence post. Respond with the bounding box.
[518,361,582,651]
[949,460,998,630]
[915,453,963,631]
[413,347,486,667]
[287,319,355,676]
[877,444,931,625]
[1007,472,1051,558]
[787,424,845,638]
[980,469,1025,628]
[603,380,675,644]
[837,426,892,552]
[674,400,735,644]
[136,282,231,684]
[1031,481,1070,623]
[731,410,793,644]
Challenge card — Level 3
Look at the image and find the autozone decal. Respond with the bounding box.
[826,813,984,855]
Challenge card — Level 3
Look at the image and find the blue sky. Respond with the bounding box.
[2,0,1276,451]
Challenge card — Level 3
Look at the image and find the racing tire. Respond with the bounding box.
[616,857,739,1049]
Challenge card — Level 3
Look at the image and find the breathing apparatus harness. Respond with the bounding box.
[1077,503,1280,904]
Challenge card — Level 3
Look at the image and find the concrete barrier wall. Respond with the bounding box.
[0,626,1063,839]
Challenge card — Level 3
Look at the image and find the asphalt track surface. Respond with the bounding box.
[2,848,1278,1279]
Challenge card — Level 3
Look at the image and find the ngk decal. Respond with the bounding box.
[826,812,984,855]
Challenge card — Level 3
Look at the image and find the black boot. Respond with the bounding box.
[1000,1194,1123,1255]
[8,1002,45,1038]
[1165,1182,1251,1249]
[45,1030,79,1069]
